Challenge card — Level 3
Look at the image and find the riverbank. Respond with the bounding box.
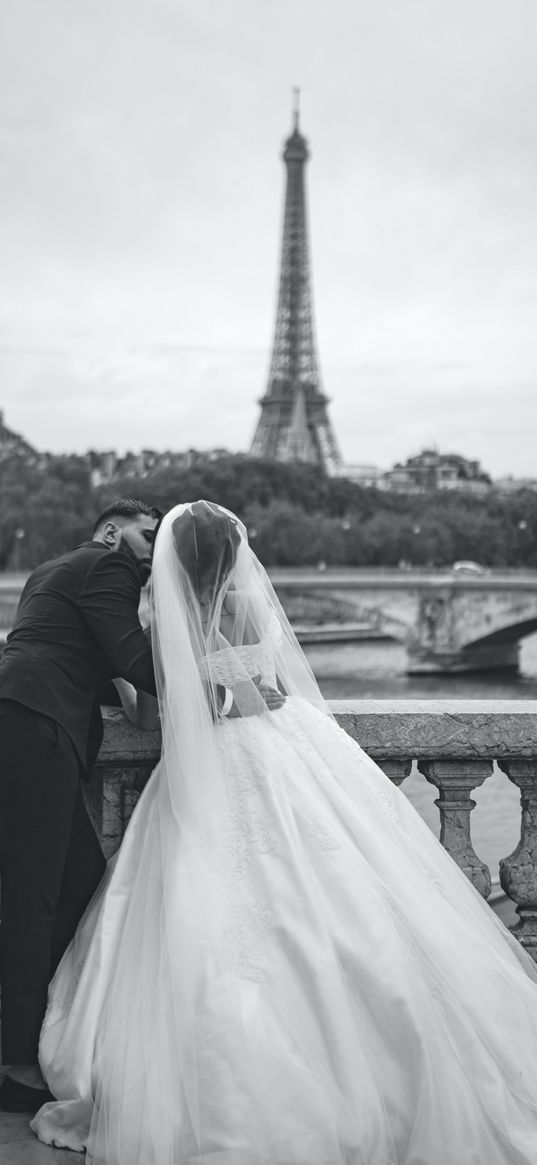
[308,632,537,701]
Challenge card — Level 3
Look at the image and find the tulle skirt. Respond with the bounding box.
[32,699,537,1164]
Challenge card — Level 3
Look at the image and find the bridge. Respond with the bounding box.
[268,568,537,674]
[1,569,537,675]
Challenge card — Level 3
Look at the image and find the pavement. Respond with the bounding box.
[0,1067,83,1163]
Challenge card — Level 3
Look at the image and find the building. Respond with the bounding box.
[333,463,382,487]
[87,447,198,486]
[493,476,537,495]
[380,448,491,494]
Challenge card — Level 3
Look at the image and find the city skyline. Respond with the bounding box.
[2,406,530,495]
[1,1,537,476]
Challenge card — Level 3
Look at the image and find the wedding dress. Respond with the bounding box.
[32,502,537,1165]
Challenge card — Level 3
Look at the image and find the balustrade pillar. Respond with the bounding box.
[378,759,412,787]
[96,765,152,859]
[418,760,493,898]
[498,760,537,959]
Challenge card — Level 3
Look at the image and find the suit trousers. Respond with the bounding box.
[0,699,106,1064]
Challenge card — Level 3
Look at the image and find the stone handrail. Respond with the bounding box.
[90,700,537,959]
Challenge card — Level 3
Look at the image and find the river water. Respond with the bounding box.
[304,632,537,884]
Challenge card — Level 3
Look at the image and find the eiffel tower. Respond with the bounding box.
[250,93,342,474]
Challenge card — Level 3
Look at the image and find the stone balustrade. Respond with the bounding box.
[89,699,537,959]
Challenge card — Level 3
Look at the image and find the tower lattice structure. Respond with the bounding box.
[250,96,342,474]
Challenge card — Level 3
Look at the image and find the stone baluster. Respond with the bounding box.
[100,766,132,859]
[378,758,412,787]
[498,760,537,960]
[418,759,493,898]
[98,765,152,859]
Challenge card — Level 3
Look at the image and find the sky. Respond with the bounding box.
[1,0,536,477]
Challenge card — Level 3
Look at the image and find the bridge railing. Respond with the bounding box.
[90,699,537,959]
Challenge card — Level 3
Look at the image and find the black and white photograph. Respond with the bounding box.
[1,2,537,1162]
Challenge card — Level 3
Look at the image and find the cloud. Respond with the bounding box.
[1,0,536,477]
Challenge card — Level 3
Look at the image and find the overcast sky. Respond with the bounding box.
[1,0,536,477]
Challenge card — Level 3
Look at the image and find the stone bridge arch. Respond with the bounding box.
[272,571,537,674]
[276,588,411,644]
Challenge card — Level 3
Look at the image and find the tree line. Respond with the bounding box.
[1,451,535,571]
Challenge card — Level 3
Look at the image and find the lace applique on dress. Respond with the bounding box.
[304,818,341,851]
[370,783,401,823]
[214,734,276,981]
[222,735,278,875]
[212,658,280,978]
[224,801,279,880]
[346,749,402,826]
[224,900,273,982]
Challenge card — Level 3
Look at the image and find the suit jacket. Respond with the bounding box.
[0,541,156,774]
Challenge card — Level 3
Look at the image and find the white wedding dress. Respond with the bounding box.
[31,504,537,1165]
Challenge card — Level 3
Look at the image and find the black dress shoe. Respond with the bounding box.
[0,1074,55,1113]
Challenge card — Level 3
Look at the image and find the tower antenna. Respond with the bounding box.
[292,86,300,130]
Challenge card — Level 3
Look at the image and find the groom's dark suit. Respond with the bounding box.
[0,540,157,1065]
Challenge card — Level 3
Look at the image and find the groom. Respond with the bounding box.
[0,497,161,1113]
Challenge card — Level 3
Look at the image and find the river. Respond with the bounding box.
[307,631,537,701]
[304,632,537,885]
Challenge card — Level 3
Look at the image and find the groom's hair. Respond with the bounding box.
[92,498,162,535]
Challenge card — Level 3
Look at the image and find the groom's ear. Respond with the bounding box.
[102,520,120,549]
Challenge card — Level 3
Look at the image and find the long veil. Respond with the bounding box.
[87,501,333,1164]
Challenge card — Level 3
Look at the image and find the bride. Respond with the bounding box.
[32,501,537,1164]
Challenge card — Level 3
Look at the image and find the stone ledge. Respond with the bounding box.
[98,700,537,766]
[99,707,161,762]
[331,700,537,759]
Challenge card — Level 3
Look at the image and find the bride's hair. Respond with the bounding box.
[151,500,328,724]
[171,501,242,601]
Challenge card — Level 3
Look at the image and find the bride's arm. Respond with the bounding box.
[112,678,160,730]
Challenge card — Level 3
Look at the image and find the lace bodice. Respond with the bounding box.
[200,613,282,687]
[200,630,278,687]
